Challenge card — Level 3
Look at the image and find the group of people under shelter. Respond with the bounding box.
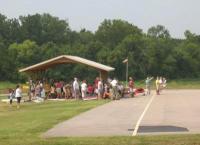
[27,77,125,101]
[7,75,167,108]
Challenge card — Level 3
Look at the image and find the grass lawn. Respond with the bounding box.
[0,100,200,145]
[166,79,200,89]
[134,78,200,89]
[0,100,109,145]
[0,79,199,144]
[0,81,16,90]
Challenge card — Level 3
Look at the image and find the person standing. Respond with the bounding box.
[63,84,72,99]
[81,80,87,99]
[110,78,118,100]
[40,85,46,99]
[128,77,134,97]
[15,85,22,109]
[145,77,154,95]
[97,78,103,99]
[8,89,15,107]
[29,79,35,101]
[94,77,99,95]
[162,77,167,88]
[73,78,80,100]
[155,77,160,95]
[55,81,62,98]
[50,85,56,99]
[35,82,41,99]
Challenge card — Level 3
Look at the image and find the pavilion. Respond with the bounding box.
[19,55,115,80]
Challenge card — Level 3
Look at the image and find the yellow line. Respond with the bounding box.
[132,93,156,136]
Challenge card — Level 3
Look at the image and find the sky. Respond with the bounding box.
[1,0,200,38]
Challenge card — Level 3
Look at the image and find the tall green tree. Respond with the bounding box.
[19,13,70,44]
[147,25,170,39]
[95,19,142,48]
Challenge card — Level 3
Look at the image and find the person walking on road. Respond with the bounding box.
[155,77,160,95]
[128,77,134,97]
[145,77,154,95]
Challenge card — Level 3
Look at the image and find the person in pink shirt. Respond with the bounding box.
[55,81,62,98]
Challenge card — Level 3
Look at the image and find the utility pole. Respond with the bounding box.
[123,58,128,87]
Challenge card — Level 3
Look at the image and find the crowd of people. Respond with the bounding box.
[7,76,167,108]
[145,76,167,96]
[26,77,125,101]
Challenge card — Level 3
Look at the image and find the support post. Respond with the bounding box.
[99,70,108,81]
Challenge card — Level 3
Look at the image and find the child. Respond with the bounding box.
[8,89,15,106]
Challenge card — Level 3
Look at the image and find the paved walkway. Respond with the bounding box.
[139,90,200,135]
[43,95,151,137]
[43,90,200,137]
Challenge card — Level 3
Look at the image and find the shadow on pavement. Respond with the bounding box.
[128,125,189,133]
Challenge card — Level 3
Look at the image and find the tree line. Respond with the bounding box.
[0,13,199,82]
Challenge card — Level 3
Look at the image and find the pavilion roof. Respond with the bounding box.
[19,55,115,73]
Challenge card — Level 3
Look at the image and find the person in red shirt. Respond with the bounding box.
[55,81,62,98]
[87,84,94,95]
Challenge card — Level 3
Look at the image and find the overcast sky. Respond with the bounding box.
[1,0,200,38]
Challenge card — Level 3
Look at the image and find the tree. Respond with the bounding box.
[19,13,70,44]
[0,41,10,80]
[95,19,142,48]
[8,40,40,67]
[174,41,200,77]
[147,25,170,39]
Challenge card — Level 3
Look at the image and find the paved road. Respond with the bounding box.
[139,90,200,135]
[43,95,151,137]
[43,90,200,137]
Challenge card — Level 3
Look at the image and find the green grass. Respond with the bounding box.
[130,78,200,89]
[166,79,200,89]
[0,81,16,96]
[0,100,200,145]
[40,134,200,145]
[0,81,16,90]
[0,100,109,145]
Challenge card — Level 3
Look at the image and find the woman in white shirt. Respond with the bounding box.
[15,85,22,109]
